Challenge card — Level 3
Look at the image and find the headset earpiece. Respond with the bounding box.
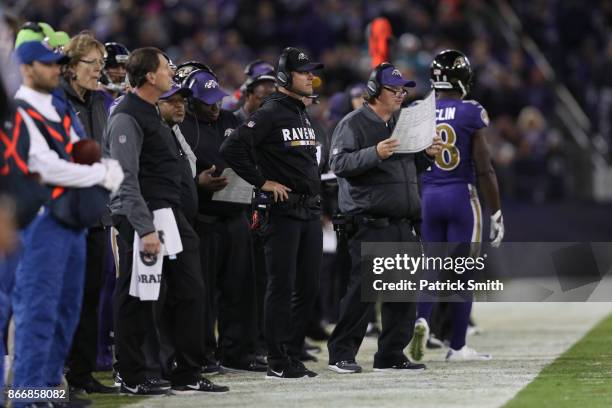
[276,47,294,88]
[366,62,393,98]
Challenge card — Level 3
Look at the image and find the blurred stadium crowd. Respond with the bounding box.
[3,0,611,203]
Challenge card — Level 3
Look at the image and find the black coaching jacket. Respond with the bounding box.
[220,91,321,197]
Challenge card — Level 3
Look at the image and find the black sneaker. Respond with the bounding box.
[291,359,317,377]
[328,360,362,374]
[265,360,317,379]
[373,360,426,372]
[145,377,171,390]
[68,376,117,394]
[221,359,268,373]
[120,382,169,396]
[171,378,229,393]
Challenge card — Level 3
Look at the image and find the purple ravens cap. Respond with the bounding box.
[160,83,192,100]
[16,40,69,65]
[379,65,416,88]
[186,70,228,105]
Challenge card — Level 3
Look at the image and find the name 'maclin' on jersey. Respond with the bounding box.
[420,98,489,186]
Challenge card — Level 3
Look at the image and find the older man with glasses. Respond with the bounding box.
[326,62,443,375]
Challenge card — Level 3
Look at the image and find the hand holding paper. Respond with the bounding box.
[391,91,437,153]
[211,168,254,204]
[425,134,443,157]
[376,138,401,159]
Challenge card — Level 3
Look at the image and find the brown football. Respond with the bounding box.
[72,139,102,165]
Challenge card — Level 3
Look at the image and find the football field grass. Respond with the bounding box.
[87,303,612,407]
[504,309,612,407]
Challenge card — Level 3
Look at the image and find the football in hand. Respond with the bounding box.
[72,139,102,165]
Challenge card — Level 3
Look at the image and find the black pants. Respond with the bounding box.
[66,227,108,383]
[194,212,257,365]
[319,235,351,323]
[141,276,174,380]
[252,228,268,355]
[327,219,418,366]
[262,213,322,367]
[113,210,204,386]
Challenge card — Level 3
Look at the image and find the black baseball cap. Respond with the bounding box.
[283,48,324,73]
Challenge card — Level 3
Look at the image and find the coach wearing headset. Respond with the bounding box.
[177,63,265,374]
[221,47,323,379]
[326,63,443,374]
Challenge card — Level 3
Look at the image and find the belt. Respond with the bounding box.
[254,192,321,208]
[355,215,414,229]
[196,211,245,223]
[196,214,221,223]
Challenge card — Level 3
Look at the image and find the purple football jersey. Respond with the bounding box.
[420,98,489,186]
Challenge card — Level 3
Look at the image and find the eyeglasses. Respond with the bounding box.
[79,58,105,67]
[160,98,186,106]
[383,86,407,97]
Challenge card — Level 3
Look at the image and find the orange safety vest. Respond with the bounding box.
[17,104,75,200]
[0,111,29,176]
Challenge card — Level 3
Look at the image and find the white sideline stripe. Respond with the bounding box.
[127,305,612,408]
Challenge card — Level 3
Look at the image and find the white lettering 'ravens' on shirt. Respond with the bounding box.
[282,127,317,147]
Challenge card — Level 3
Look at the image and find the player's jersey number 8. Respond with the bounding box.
[434,123,460,171]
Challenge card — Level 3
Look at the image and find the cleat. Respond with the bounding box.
[408,318,429,362]
[446,345,492,361]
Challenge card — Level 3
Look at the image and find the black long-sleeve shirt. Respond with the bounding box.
[180,110,245,217]
[220,92,321,196]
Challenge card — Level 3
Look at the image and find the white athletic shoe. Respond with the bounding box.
[408,318,429,362]
[445,345,492,361]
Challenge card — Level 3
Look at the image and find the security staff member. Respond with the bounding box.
[179,66,264,372]
[221,47,324,379]
[326,63,443,374]
[10,41,123,407]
